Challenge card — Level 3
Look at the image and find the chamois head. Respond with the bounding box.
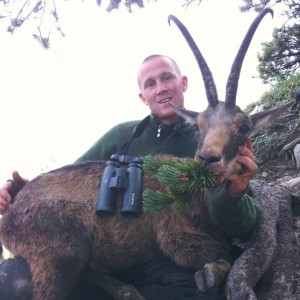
[169,9,293,181]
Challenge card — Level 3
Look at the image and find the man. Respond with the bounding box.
[0,54,259,299]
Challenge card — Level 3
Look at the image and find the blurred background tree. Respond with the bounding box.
[0,0,203,48]
[1,0,299,94]
[240,0,300,85]
[1,0,298,81]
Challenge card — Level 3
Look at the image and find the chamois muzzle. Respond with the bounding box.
[198,154,221,166]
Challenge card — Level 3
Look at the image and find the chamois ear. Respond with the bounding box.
[169,103,199,125]
[249,102,294,134]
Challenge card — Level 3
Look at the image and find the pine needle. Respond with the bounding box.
[143,190,173,212]
[143,156,217,212]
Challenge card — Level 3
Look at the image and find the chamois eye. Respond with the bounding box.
[193,124,200,132]
[239,124,250,134]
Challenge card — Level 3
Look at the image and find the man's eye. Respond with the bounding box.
[145,82,154,88]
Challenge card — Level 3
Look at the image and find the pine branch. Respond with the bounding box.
[142,190,173,213]
[143,156,217,212]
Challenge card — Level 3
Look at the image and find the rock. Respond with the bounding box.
[280,176,300,189]
[260,171,268,178]
[294,144,300,169]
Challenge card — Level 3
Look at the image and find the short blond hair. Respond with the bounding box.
[137,54,182,88]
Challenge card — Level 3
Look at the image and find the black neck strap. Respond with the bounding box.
[118,115,150,155]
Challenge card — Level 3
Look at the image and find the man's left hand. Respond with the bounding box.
[226,139,258,197]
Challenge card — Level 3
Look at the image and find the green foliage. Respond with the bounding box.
[142,190,173,212]
[240,0,299,17]
[244,102,256,115]
[252,130,283,163]
[244,74,300,113]
[252,117,300,164]
[244,74,300,165]
[143,155,176,174]
[142,155,216,212]
[247,76,300,165]
[257,25,300,84]
[240,0,300,84]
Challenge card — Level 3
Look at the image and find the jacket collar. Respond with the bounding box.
[149,114,188,137]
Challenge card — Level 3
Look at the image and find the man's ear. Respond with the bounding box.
[139,93,149,106]
[182,76,188,92]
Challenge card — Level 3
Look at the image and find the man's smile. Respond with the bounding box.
[158,97,172,104]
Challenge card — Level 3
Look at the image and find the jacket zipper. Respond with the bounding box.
[157,125,162,137]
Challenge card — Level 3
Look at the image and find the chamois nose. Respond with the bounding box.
[199,154,221,166]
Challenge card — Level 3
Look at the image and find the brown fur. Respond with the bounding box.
[0,161,232,299]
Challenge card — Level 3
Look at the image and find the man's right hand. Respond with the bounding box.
[0,171,28,215]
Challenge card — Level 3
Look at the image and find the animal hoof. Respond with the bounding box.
[195,269,207,292]
[121,287,145,300]
[122,290,132,300]
[195,259,231,292]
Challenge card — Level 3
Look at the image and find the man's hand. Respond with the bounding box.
[226,139,258,197]
[0,171,28,215]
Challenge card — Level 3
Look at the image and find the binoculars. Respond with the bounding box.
[96,154,143,217]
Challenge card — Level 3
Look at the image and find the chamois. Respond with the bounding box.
[0,8,296,300]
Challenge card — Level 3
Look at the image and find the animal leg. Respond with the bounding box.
[23,231,90,300]
[157,214,228,270]
[28,252,88,300]
[84,268,145,300]
[195,259,231,292]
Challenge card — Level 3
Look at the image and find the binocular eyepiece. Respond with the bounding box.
[95,154,143,217]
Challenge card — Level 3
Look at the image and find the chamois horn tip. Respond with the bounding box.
[265,7,274,18]
[168,15,176,26]
[225,7,274,109]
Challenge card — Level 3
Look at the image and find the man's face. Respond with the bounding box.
[138,57,188,125]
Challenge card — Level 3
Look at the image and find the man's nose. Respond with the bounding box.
[156,81,168,93]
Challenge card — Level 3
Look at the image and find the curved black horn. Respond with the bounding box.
[225,8,273,109]
[168,15,219,107]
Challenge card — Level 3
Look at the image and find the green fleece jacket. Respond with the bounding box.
[76,114,261,238]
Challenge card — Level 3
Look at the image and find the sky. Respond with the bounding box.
[0,0,281,183]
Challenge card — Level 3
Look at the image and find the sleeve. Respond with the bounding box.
[207,181,261,238]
